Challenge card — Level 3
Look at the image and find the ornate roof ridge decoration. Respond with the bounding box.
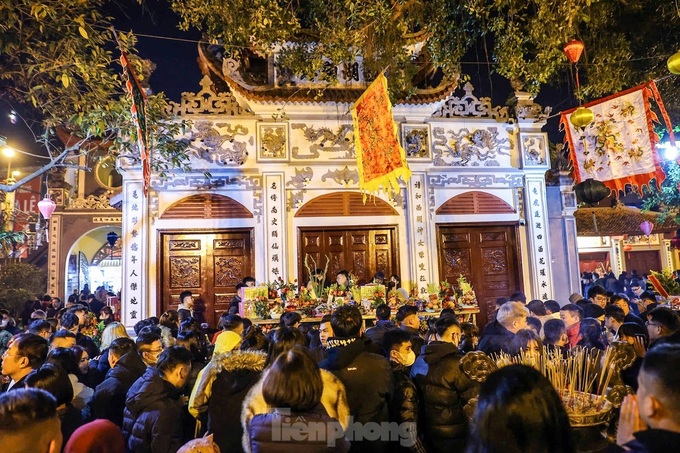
[66,191,116,210]
[197,43,457,106]
[433,82,510,120]
[164,74,247,116]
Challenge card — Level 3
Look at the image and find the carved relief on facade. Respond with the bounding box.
[444,249,471,275]
[286,168,313,189]
[169,240,200,251]
[214,239,244,249]
[165,75,246,116]
[257,123,288,161]
[376,250,389,270]
[67,191,116,210]
[432,127,511,167]
[482,248,507,274]
[290,124,354,160]
[321,166,359,186]
[214,256,243,287]
[170,257,200,288]
[401,125,430,159]
[522,134,547,166]
[185,121,250,166]
[434,82,510,121]
[353,251,366,281]
[153,174,262,191]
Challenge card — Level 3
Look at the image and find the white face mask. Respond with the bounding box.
[396,350,416,367]
[0,319,8,328]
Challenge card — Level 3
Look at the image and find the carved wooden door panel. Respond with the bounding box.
[437,224,522,325]
[626,250,661,276]
[160,230,254,327]
[299,227,399,287]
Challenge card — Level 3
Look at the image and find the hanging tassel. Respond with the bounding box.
[592,210,598,233]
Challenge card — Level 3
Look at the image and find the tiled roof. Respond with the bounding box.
[575,206,679,236]
[197,43,457,106]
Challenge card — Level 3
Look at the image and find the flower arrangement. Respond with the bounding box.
[269,277,298,301]
[253,296,270,319]
[648,269,680,298]
[304,254,329,300]
[455,274,478,308]
[81,312,103,348]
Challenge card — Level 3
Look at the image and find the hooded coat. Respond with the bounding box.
[122,367,185,453]
[320,337,393,453]
[86,350,148,427]
[241,367,351,452]
[189,350,267,453]
[410,341,478,453]
[477,320,515,356]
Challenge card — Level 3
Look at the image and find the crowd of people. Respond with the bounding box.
[1,279,680,453]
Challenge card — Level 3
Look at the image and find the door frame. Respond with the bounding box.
[156,228,255,320]
[435,221,524,323]
[297,225,401,286]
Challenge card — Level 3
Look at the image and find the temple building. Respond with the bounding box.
[85,44,581,330]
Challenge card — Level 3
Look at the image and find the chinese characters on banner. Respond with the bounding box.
[408,174,431,295]
[122,183,145,326]
[264,174,286,282]
[525,179,553,300]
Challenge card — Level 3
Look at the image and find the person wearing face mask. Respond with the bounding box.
[383,330,426,453]
[410,316,478,453]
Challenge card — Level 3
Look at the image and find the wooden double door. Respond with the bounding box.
[437,224,522,325]
[298,226,399,287]
[626,250,662,276]
[159,230,254,327]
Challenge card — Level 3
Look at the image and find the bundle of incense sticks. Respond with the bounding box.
[493,346,617,413]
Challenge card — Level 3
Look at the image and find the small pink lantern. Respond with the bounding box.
[38,197,57,219]
[640,220,654,249]
[640,220,654,236]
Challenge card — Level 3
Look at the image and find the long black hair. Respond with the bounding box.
[467,364,575,453]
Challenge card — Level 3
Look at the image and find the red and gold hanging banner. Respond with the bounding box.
[352,73,411,202]
[560,81,675,194]
[120,51,150,196]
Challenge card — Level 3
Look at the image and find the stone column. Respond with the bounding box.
[547,172,582,300]
[407,173,433,295]
[119,166,148,330]
[263,172,287,282]
[513,91,555,300]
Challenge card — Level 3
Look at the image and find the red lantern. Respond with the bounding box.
[563,39,585,64]
[623,244,633,259]
[640,220,654,236]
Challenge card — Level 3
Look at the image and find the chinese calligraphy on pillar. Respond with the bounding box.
[525,177,553,300]
[122,182,146,328]
[264,173,286,282]
[408,173,432,295]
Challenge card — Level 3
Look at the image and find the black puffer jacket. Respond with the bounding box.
[477,320,514,356]
[320,337,393,425]
[86,350,147,427]
[410,342,478,453]
[365,320,399,353]
[388,362,426,453]
[123,367,184,453]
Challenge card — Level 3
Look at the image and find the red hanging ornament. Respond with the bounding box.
[623,244,633,259]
